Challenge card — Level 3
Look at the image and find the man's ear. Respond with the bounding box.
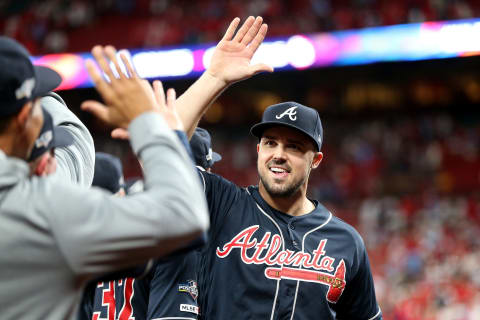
[15,102,32,129]
[311,152,323,169]
[257,144,260,153]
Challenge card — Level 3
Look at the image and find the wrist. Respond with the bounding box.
[204,69,229,88]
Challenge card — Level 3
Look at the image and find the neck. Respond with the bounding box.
[0,130,28,160]
[258,182,315,216]
[0,134,16,157]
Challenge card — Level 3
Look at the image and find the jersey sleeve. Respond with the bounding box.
[37,112,210,277]
[147,253,199,320]
[40,92,95,187]
[335,235,382,320]
[197,170,241,233]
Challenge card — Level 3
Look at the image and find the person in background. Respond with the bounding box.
[28,106,74,176]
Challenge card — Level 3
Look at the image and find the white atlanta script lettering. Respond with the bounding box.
[216,225,335,272]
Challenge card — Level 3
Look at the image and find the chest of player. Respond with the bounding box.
[212,192,352,303]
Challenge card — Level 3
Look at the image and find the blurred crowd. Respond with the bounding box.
[1,0,480,55]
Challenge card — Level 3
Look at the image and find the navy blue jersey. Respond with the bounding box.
[147,252,200,319]
[197,170,382,320]
[87,277,150,320]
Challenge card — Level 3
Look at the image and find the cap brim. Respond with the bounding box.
[212,152,222,162]
[250,121,321,151]
[32,65,62,98]
[52,126,74,148]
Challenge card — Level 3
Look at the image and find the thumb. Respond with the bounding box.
[81,100,110,123]
[249,63,274,76]
[111,128,130,140]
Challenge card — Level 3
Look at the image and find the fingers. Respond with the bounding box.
[119,50,137,78]
[222,17,241,41]
[104,45,127,80]
[153,80,165,106]
[85,59,115,102]
[91,46,118,84]
[111,128,130,140]
[241,16,263,46]
[249,63,274,75]
[247,23,268,56]
[233,16,255,43]
[81,100,109,122]
[166,88,176,108]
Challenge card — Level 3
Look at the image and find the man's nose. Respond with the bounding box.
[272,145,287,161]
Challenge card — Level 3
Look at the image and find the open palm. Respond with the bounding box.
[207,16,274,85]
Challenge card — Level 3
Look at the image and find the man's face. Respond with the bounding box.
[257,126,323,198]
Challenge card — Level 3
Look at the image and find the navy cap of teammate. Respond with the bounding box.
[28,108,74,161]
[190,127,222,169]
[0,37,62,117]
[250,101,323,151]
[92,152,125,194]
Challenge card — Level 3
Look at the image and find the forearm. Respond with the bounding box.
[175,72,227,138]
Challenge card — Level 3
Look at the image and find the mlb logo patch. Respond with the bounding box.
[178,280,198,300]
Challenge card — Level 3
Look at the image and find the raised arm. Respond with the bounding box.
[175,16,273,137]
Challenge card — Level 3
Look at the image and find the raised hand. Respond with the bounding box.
[207,16,274,86]
[111,79,182,140]
[81,45,159,128]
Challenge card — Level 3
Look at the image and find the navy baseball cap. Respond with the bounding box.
[190,127,222,169]
[250,101,323,151]
[0,37,62,117]
[28,108,74,161]
[92,152,125,194]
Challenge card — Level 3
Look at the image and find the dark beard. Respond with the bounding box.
[259,173,305,198]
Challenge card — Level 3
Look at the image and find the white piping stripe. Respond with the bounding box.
[246,188,285,320]
[197,167,206,191]
[368,307,382,320]
[290,211,333,320]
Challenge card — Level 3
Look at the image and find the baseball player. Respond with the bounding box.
[28,107,74,176]
[166,17,382,319]
[188,102,383,319]
[0,37,209,320]
[145,127,222,320]
[78,152,151,320]
[87,128,221,320]
[40,91,96,186]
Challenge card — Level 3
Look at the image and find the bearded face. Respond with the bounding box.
[257,126,321,199]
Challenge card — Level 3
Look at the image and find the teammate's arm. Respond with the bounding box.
[41,92,95,186]
[41,45,209,277]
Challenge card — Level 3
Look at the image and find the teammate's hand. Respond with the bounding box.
[81,45,159,128]
[206,16,274,86]
[152,80,184,131]
[111,79,183,140]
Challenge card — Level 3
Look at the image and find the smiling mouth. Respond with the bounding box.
[269,166,290,178]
